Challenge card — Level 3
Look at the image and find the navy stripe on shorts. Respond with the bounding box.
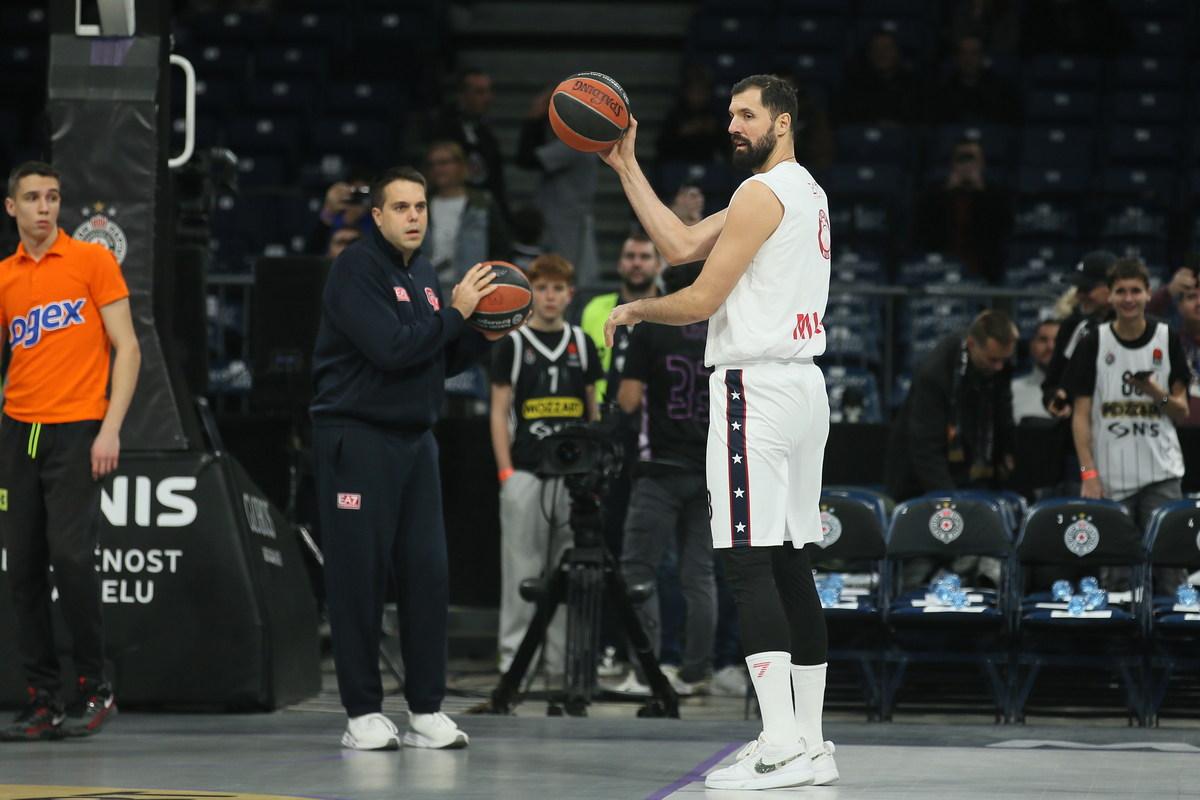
[725,369,751,547]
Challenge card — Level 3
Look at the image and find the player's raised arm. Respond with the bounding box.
[598,117,726,266]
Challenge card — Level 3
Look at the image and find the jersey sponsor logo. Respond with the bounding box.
[1064,517,1100,556]
[424,287,440,310]
[792,312,823,341]
[1101,400,1161,419]
[929,504,965,544]
[818,508,842,548]
[8,298,87,349]
[1107,420,1162,439]
[817,208,831,260]
[336,493,361,510]
[1154,348,1163,365]
[394,287,410,302]
[72,211,128,265]
[522,396,584,419]
[567,341,578,355]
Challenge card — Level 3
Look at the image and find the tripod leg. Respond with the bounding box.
[488,564,567,714]
[602,552,679,719]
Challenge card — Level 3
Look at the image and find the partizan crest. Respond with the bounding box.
[1064,515,1100,557]
[928,503,965,544]
[818,507,842,548]
[72,202,128,265]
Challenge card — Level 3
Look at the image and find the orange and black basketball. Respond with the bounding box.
[548,72,631,153]
[468,261,532,334]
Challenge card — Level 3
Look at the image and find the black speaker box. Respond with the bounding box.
[250,256,331,412]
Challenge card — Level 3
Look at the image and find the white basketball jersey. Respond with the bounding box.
[1090,321,1184,500]
[705,162,831,367]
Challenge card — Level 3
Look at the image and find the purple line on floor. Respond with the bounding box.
[644,741,741,800]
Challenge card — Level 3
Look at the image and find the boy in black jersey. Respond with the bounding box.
[490,254,603,676]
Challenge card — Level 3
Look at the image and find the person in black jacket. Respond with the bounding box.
[1041,250,1117,418]
[310,165,509,752]
[885,309,1018,502]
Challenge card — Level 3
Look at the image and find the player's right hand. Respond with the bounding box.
[1047,389,1072,419]
[323,181,353,216]
[451,262,497,319]
[1080,475,1105,499]
[598,116,638,171]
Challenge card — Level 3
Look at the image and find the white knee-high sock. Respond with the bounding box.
[745,652,798,747]
[791,662,827,752]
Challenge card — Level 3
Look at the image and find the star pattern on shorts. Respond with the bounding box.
[734,487,745,498]
[733,454,743,464]
[731,392,740,400]
[732,421,741,430]
[735,522,746,532]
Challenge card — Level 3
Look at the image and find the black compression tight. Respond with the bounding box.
[721,546,828,666]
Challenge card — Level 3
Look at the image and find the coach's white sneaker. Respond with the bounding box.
[704,733,815,790]
[341,712,399,750]
[808,740,839,785]
[403,711,469,749]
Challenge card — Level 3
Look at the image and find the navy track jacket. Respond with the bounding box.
[310,225,489,431]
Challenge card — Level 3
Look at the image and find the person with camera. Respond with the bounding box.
[490,253,602,678]
[305,169,374,257]
[310,166,508,752]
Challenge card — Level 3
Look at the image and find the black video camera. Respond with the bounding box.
[537,421,623,482]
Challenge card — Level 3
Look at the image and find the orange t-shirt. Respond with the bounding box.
[0,229,130,423]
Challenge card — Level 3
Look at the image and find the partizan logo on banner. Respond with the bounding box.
[72,202,128,265]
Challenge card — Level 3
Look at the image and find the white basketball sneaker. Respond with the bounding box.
[704,733,816,790]
[403,711,469,749]
[809,740,840,785]
[341,712,399,750]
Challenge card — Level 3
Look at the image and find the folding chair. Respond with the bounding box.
[1012,497,1147,724]
[1142,499,1200,724]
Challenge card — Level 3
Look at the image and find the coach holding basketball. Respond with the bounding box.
[1,162,140,741]
[310,166,506,751]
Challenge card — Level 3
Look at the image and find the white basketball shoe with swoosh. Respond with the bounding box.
[704,733,816,790]
[808,740,840,785]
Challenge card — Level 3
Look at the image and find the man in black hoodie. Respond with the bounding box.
[310,166,507,752]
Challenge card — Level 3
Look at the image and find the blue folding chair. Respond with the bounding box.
[243,80,316,116]
[896,253,969,286]
[1099,199,1170,242]
[1007,241,1083,268]
[774,15,848,53]
[1003,259,1069,291]
[1011,197,1083,240]
[1110,90,1183,124]
[270,11,345,46]
[311,118,392,168]
[1104,124,1179,166]
[177,43,249,80]
[835,125,913,166]
[255,45,328,80]
[1019,125,1094,171]
[1012,498,1147,725]
[1110,55,1185,89]
[1110,0,1185,17]
[776,52,842,93]
[0,5,47,38]
[1128,18,1185,54]
[854,17,933,63]
[1026,89,1099,123]
[930,123,1014,168]
[1101,167,1175,199]
[188,11,268,43]
[1142,499,1200,724]
[829,253,887,285]
[225,115,303,164]
[829,164,905,198]
[1017,165,1090,194]
[1023,55,1102,89]
[689,14,765,49]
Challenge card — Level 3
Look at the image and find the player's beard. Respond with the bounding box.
[730,129,776,170]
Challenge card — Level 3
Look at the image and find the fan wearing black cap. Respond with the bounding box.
[1040,251,1118,418]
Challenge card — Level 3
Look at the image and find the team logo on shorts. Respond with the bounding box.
[928,505,965,544]
[337,493,361,510]
[818,509,842,548]
[1065,517,1100,556]
[72,207,128,265]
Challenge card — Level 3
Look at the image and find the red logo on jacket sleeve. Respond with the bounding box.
[425,287,440,310]
[337,493,361,510]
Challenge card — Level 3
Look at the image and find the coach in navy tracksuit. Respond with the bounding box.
[310,165,505,751]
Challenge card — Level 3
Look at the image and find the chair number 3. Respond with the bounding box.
[1057,514,1063,524]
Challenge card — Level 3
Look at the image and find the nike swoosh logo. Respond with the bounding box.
[103,696,113,709]
[754,752,803,774]
[52,712,66,725]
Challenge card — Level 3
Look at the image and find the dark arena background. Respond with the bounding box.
[1,0,1200,798]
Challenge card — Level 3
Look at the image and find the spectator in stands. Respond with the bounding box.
[509,206,546,272]
[1012,319,1058,422]
[1145,258,1199,332]
[832,30,927,126]
[909,138,1012,284]
[932,34,1022,125]
[1042,251,1118,419]
[427,69,508,220]
[517,89,600,286]
[1020,0,1131,57]
[885,309,1017,502]
[306,170,373,256]
[773,70,836,171]
[1146,257,1200,425]
[943,0,1019,54]
[656,66,729,164]
[424,140,512,291]
[326,227,362,260]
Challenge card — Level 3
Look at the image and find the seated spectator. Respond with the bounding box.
[832,31,928,126]
[305,169,373,256]
[943,0,1019,54]
[427,69,508,219]
[774,70,836,171]
[932,34,1021,125]
[509,205,546,272]
[656,66,729,164]
[1146,257,1200,425]
[424,140,513,291]
[1012,319,1058,422]
[1020,0,1130,57]
[326,226,362,260]
[909,139,1013,284]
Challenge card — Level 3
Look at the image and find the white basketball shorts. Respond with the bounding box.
[706,361,830,549]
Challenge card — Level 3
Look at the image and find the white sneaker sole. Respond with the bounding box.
[403,730,468,749]
[704,768,815,791]
[813,765,840,785]
[340,731,399,751]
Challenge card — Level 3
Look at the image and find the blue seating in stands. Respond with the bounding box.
[774,15,848,53]
[270,11,345,45]
[1099,200,1170,241]
[692,51,769,87]
[0,5,47,38]
[208,234,249,273]
[235,155,288,189]
[1019,126,1093,170]
[1111,90,1182,123]
[1128,18,1185,54]
[1008,241,1084,268]
[1010,197,1082,240]
[255,46,328,80]
[829,253,886,284]
[774,52,842,93]
[1023,55,1102,89]
[225,115,302,161]
[177,43,248,80]
[829,164,905,197]
[1101,167,1174,198]
[1013,297,1055,340]
[859,0,935,17]
[1026,89,1099,123]
[1142,499,1200,723]
[690,15,765,49]
[823,366,884,420]
[657,161,738,200]
[354,12,432,48]
[892,372,912,407]
[897,253,970,286]
[188,11,268,43]
[901,295,976,333]
[930,124,1013,168]
[823,322,882,366]
[170,116,219,150]
[835,125,913,165]
[1111,55,1185,89]
[1107,240,1170,276]
[243,80,316,115]
[287,0,345,10]
[1003,259,1069,291]
[702,0,773,12]
[322,82,405,125]
[1110,0,1185,16]
[311,118,392,167]
[778,0,849,14]
[1017,165,1090,194]
[276,195,321,242]
[829,199,894,249]
[1104,124,1178,166]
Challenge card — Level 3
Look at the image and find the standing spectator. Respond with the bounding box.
[1012,319,1059,422]
[427,69,508,219]
[326,227,362,260]
[509,206,546,272]
[944,0,1020,54]
[1020,0,1131,57]
[909,138,1013,284]
[1145,258,1200,331]
[932,34,1022,125]
[306,170,373,256]
[517,90,600,286]
[657,66,729,164]
[832,31,927,126]
[424,140,512,292]
[1042,251,1118,419]
[1146,258,1200,425]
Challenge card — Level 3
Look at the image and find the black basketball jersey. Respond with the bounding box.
[500,325,596,471]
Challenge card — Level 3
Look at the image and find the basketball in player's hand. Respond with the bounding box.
[467,261,533,334]
[548,72,631,152]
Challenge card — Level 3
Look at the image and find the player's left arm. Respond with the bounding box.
[603,181,783,347]
[1127,331,1191,423]
[94,298,141,480]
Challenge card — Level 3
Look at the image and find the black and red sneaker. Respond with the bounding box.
[60,678,117,738]
[0,687,64,741]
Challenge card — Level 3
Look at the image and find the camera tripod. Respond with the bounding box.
[483,479,679,718]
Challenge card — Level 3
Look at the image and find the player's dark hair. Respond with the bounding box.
[7,161,60,199]
[731,74,798,137]
[370,166,426,210]
[527,253,575,286]
[967,309,1017,347]
[623,230,658,254]
[1107,257,1151,289]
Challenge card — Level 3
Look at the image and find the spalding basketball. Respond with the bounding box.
[548,72,631,153]
[468,261,532,334]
